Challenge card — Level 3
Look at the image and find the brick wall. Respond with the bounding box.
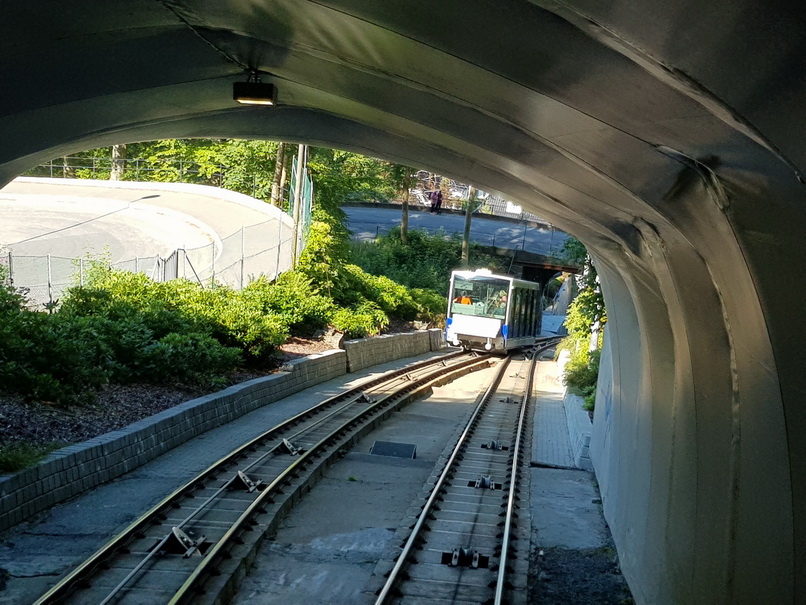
[344,329,444,372]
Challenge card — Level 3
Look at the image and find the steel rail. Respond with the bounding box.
[169,353,495,604]
[99,389,383,605]
[374,355,512,604]
[493,346,541,604]
[34,350,473,605]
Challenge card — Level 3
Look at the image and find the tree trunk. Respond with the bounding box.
[62,156,74,178]
[270,141,286,207]
[401,181,410,245]
[462,186,476,266]
[291,144,307,267]
[110,144,126,180]
[278,147,290,211]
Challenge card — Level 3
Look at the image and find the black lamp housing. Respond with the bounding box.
[233,80,276,105]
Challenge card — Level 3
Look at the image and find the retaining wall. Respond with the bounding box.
[344,329,445,372]
[0,330,446,532]
[563,392,593,470]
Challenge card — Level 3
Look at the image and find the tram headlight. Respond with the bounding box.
[484,340,492,351]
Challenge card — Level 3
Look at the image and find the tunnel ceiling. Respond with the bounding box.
[2,0,804,246]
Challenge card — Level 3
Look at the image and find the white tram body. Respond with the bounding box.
[446,269,543,352]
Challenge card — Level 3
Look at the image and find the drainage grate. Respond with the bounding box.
[369,441,417,459]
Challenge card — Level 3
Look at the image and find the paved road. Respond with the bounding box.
[343,205,567,256]
[0,178,290,261]
[0,178,294,306]
[0,180,566,309]
[1,180,566,262]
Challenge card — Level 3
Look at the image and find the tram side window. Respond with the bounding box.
[512,289,523,338]
[523,289,530,337]
[524,289,532,337]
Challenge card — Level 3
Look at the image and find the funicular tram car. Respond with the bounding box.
[446,269,542,352]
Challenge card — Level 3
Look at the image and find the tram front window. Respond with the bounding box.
[451,277,510,319]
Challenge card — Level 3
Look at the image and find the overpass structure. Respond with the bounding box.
[1,3,805,603]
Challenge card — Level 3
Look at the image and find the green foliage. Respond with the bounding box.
[70,268,287,363]
[297,210,351,295]
[331,301,389,338]
[242,272,335,334]
[565,287,607,342]
[560,236,588,267]
[143,333,241,383]
[0,290,113,403]
[308,148,397,210]
[410,288,448,324]
[563,347,600,409]
[559,238,606,412]
[0,442,62,473]
[350,227,508,293]
[337,264,418,320]
[216,140,279,200]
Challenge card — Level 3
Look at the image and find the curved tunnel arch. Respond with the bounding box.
[2,2,805,603]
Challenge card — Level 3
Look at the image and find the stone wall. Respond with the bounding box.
[344,328,444,372]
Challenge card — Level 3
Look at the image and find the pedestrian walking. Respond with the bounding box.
[434,190,443,214]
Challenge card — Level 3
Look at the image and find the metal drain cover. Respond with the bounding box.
[369,441,417,459]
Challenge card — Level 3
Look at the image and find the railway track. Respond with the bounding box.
[34,350,495,605]
[372,341,558,605]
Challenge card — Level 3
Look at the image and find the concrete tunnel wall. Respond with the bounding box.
[2,2,806,603]
[588,154,798,604]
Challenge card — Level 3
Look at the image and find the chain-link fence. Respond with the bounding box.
[0,217,295,310]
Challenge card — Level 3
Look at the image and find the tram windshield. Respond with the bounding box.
[450,276,511,319]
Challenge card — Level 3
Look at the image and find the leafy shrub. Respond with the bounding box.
[210,298,288,361]
[65,270,286,363]
[141,333,241,382]
[337,264,418,320]
[410,288,447,324]
[297,209,351,295]
[349,227,509,293]
[562,346,600,411]
[331,300,389,338]
[242,273,334,333]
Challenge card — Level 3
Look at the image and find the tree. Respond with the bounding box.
[461,185,479,266]
[559,236,607,410]
[110,144,126,180]
[270,141,286,207]
[388,164,416,244]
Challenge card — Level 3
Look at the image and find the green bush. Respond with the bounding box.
[336,264,417,320]
[331,300,389,338]
[64,270,286,363]
[242,272,335,334]
[0,301,112,404]
[562,346,600,411]
[410,288,447,324]
[141,333,241,382]
[349,227,510,294]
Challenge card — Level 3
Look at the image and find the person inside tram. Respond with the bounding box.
[489,290,507,316]
[454,291,472,304]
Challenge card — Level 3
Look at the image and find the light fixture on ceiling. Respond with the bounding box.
[233,71,276,106]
